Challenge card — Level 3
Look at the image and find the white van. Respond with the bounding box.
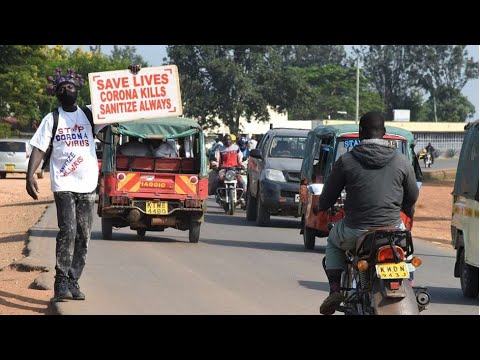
[451,120,478,298]
[0,138,44,179]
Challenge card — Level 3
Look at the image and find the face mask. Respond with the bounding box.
[57,90,78,106]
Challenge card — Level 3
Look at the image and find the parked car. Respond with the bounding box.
[246,128,310,226]
[0,138,44,179]
[451,120,478,298]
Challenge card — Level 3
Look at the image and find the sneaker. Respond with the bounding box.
[52,276,73,302]
[319,292,344,315]
[68,278,86,300]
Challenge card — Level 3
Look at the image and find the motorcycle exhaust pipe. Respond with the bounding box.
[415,290,431,312]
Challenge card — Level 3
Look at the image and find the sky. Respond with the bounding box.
[73,45,479,121]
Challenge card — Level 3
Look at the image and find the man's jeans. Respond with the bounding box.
[53,191,96,280]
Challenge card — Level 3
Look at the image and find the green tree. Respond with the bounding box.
[424,87,476,122]
[288,64,384,119]
[109,45,149,67]
[0,45,50,125]
[409,45,478,121]
[281,45,346,67]
[167,45,292,133]
[353,45,425,120]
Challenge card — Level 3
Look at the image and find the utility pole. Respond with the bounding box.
[355,58,360,124]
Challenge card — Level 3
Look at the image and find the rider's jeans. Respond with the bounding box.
[325,218,405,271]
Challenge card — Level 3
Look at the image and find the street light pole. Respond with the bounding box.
[355,57,360,124]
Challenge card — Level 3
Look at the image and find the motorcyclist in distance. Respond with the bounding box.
[313,111,419,315]
[238,137,249,161]
[425,142,435,164]
[211,134,246,205]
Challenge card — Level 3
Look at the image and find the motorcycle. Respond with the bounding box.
[424,152,433,168]
[309,185,430,315]
[215,167,245,215]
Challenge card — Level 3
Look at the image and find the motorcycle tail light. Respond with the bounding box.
[411,256,422,267]
[389,281,400,290]
[376,245,405,262]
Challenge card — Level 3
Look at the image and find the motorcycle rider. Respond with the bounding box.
[425,142,435,164]
[212,134,246,205]
[314,111,419,315]
[238,137,249,161]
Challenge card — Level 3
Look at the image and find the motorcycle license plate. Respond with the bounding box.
[376,262,409,279]
[146,201,169,215]
[4,164,14,171]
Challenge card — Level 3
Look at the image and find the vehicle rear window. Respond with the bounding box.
[0,141,26,152]
[269,136,307,158]
[334,138,406,161]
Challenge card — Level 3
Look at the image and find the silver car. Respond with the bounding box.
[0,138,44,179]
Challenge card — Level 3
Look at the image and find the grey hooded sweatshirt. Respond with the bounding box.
[318,139,419,228]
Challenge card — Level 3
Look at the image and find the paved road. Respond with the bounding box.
[421,157,458,172]
[27,199,478,315]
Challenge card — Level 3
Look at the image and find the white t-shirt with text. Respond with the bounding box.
[30,107,99,193]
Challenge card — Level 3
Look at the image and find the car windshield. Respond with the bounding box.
[334,138,406,161]
[269,136,307,158]
[0,141,26,152]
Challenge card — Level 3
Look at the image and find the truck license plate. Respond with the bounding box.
[146,201,169,215]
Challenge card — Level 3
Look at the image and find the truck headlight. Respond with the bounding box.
[265,169,286,182]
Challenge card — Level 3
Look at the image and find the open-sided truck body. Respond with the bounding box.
[97,116,208,242]
[298,124,423,250]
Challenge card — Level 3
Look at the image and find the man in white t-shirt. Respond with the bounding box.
[26,68,102,303]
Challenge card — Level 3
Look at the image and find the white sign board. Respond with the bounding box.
[88,65,183,124]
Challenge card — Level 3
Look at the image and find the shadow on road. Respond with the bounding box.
[201,237,325,253]
[298,280,330,293]
[90,230,182,243]
[425,285,479,306]
[205,213,301,229]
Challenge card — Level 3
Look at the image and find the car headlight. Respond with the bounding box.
[225,170,236,181]
[265,169,286,182]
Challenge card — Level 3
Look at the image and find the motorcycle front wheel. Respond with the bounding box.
[228,187,235,215]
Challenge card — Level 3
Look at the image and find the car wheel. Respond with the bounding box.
[256,191,270,227]
[101,217,113,240]
[459,247,479,298]
[0,173,6,179]
[246,189,257,221]
[137,229,146,237]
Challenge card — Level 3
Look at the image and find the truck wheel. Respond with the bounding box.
[246,190,257,221]
[256,192,270,227]
[102,217,113,240]
[137,229,146,237]
[303,222,316,250]
[459,248,479,298]
[0,173,6,179]
[189,222,201,243]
